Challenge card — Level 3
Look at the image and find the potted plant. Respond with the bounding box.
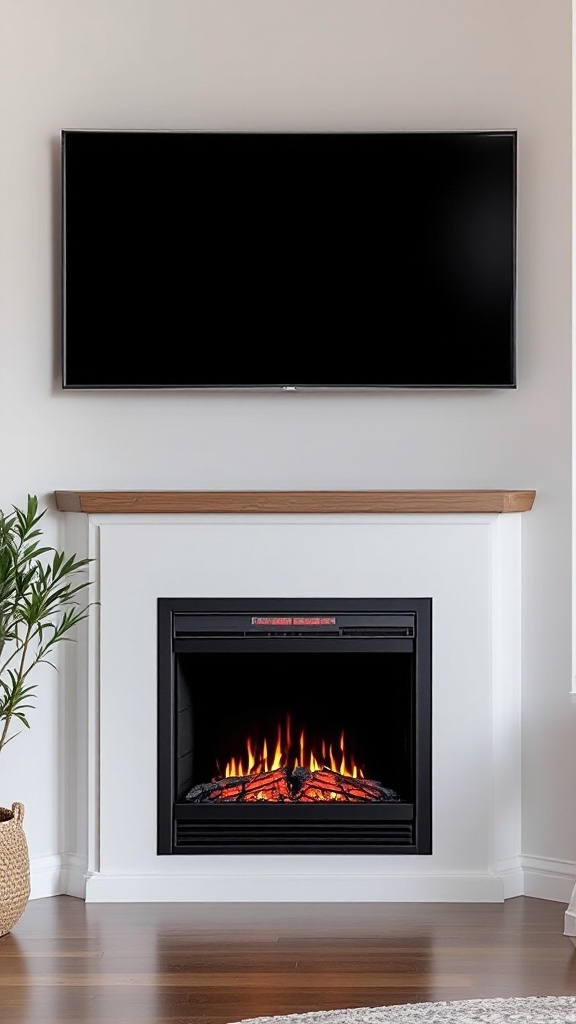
[0,494,92,936]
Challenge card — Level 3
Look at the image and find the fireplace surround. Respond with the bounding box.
[157,596,432,856]
[54,489,534,902]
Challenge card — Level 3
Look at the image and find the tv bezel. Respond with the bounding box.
[61,128,518,393]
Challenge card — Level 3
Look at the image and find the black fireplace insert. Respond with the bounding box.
[157,597,432,854]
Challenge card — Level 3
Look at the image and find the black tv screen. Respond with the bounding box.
[61,129,517,390]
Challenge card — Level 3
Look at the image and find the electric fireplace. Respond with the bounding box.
[157,597,432,855]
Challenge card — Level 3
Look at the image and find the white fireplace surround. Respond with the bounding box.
[57,493,554,905]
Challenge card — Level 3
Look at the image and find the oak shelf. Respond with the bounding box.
[54,489,536,515]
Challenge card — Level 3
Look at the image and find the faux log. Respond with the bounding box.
[185,766,400,803]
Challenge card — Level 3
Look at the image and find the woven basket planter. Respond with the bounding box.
[0,803,30,937]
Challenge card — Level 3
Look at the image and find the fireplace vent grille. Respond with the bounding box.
[174,820,415,853]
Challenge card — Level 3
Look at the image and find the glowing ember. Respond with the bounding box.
[185,764,400,805]
[218,714,364,781]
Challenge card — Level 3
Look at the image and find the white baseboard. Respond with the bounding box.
[520,855,576,903]
[62,855,89,899]
[491,857,524,899]
[84,871,507,903]
[29,855,65,899]
[30,855,576,906]
[29,854,88,900]
[563,879,576,945]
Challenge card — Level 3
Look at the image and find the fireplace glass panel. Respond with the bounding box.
[177,654,413,804]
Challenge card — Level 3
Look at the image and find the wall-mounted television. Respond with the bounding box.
[61,129,517,391]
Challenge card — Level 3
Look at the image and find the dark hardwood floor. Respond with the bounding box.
[1,896,575,1024]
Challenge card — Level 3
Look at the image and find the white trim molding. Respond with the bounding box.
[29,853,89,901]
[565,882,576,945]
[84,871,507,904]
[68,858,576,904]
[522,856,576,904]
[29,855,65,900]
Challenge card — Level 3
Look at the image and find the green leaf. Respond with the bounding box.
[0,494,95,759]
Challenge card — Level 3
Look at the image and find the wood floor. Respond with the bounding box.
[1,896,575,1024]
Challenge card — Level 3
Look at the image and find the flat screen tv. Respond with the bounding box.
[61,129,517,390]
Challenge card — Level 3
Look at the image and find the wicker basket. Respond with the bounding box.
[0,803,30,937]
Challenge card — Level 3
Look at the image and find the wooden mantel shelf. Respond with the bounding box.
[54,490,536,515]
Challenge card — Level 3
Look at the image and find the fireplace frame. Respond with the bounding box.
[157,596,432,856]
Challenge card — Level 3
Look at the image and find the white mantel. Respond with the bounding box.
[55,490,556,904]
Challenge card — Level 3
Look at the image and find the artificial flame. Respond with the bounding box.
[220,714,364,780]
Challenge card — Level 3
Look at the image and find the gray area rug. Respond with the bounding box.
[228,996,576,1024]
